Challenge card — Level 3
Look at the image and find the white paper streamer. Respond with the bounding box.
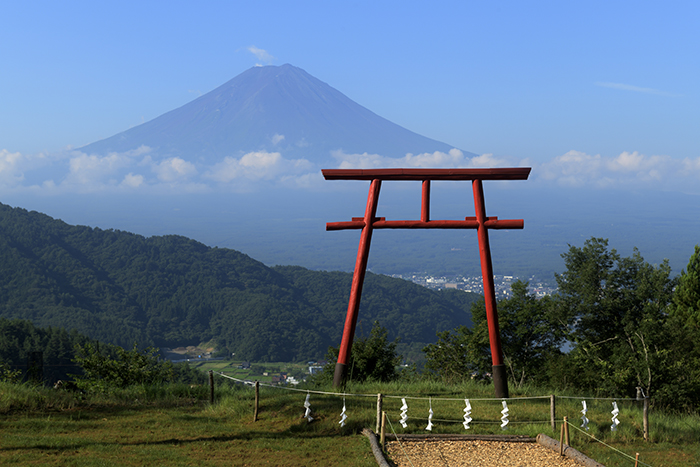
[339,397,347,427]
[303,392,313,423]
[580,400,589,430]
[399,398,409,428]
[500,400,509,429]
[463,399,473,430]
[611,401,620,431]
[425,398,434,431]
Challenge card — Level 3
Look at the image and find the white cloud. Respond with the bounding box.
[53,147,208,192]
[537,150,686,188]
[3,144,699,196]
[682,157,700,179]
[205,151,312,183]
[65,152,133,187]
[0,149,26,185]
[539,150,604,187]
[0,149,58,189]
[332,151,385,169]
[683,157,700,169]
[239,151,282,177]
[466,152,526,168]
[62,146,152,187]
[403,148,467,167]
[595,82,680,97]
[279,171,325,189]
[271,134,285,145]
[122,173,144,188]
[152,157,197,182]
[247,46,275,65]
[331,148,526,169]
[605,151,670,181]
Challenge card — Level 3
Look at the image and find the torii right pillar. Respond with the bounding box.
[472,177,508,398]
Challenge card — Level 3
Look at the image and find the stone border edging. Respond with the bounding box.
[362,429,392,467]
[536,433,606,467]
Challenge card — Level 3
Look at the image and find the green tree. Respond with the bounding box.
[670,245,700,330]
[497,282,563,387]
[72,342,174,392]
[425,281,563,387]
[0,361,22,383]
[319,321,403,384]
[662,245,700,409]
[554,238,675,398]
[423,325,480,384]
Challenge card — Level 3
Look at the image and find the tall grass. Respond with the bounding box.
[0,381,79,413]
[0,381,214,413]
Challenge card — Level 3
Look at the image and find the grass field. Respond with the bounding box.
[1,378,699,466]
[0,382,375,466]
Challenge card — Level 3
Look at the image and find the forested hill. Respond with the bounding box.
[0,203,479,361]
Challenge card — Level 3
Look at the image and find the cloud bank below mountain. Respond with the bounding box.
[3,146,700,196]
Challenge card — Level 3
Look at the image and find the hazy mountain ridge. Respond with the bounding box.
[0,202,479,361]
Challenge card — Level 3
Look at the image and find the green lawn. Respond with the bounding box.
[0,396,375,466]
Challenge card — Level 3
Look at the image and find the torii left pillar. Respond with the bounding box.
[324,168,531,398]
[334,178,381,388]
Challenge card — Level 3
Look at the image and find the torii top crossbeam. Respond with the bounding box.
[323,167,530,181]
[323,167,531,398]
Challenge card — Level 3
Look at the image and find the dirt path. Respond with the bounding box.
[386,439,585,467]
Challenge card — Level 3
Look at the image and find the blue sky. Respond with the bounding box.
[1,1,699,194]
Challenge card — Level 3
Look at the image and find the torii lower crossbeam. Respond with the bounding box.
[324,168,531,398]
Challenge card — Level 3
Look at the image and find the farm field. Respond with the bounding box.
[187,359,314,385]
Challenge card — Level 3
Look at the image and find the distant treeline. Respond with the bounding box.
[0,203,479,361]
[0,318,89,383]
[0,318,205,386]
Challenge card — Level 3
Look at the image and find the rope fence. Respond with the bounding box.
[566,418,651,467]
[212,371,652,465]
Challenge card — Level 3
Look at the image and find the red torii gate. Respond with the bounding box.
[323,167,531,398]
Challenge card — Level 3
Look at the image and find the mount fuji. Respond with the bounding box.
[80,64,472,165]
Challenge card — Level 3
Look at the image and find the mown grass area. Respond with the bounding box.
[0,382,375,466]
[1,379,698,466]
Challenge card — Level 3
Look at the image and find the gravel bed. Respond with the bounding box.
[386,439,585,467]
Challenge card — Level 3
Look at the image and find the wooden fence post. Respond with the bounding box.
[550,395,556,432]
[380,411,387,453]
[564,416,570,446]
[643,397,649,442]
[209,370,214,404]
[376,393,383,433]
[254,381,260,422]
[559,421,565,456]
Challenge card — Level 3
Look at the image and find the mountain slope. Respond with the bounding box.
[0,202,479,361]
[79,64,467,163]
